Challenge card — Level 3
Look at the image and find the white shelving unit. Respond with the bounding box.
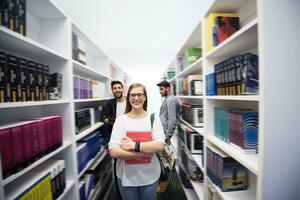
[161,0,300,199]
[0,0,131,199]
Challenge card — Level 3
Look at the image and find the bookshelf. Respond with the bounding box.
[0,0,131,199]
[161,0,300,199]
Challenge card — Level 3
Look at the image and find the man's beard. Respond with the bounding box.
[114,92,122,99]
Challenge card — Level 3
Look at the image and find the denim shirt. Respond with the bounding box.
[159,95,180,138]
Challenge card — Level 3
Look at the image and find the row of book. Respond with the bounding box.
[0,51,63,103]
[215,53,259,95]
[178,122,203,154]
[180,146,203,183]
[0,0,26,36]
[204,13,239,53]
[75,106,102,135]
[214,107,259,153]
[72,32,87,65]
[206,145,248,192]
[6,159,66,200]
[181,103,203,127]
[73,76,106,99]
[0,116,63,179]
[177,74,203,96]
[76,131,102,175]
[177,47,202,72]
[79,151,113,200]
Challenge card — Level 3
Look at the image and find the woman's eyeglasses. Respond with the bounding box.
[129,93,145,99]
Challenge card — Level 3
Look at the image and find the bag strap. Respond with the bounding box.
[150,113,155,129]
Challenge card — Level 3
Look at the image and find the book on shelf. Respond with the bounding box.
[205,72,217,96]
[214,53,259,95]
[176,56,185,73]
[19,58,28,101]
[181,103,203,127]
[0,51,7,103]
[7,54,20,102]
[5,159,66,200]
[36,63,44,101]
[187,74,203,96]
[180,147,203,182]
[27,60,37,101]
[183,47,202,67]
[204,13,239,53]
[125,131,152,164]
[206,145,248,192]
[50,73,62,100]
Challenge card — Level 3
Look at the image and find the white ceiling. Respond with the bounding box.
[53,0,211,73]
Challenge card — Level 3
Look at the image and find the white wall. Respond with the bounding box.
[53,0,212,113]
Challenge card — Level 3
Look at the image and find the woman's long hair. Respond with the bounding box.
[124,83,148,114]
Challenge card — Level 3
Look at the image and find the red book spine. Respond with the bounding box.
[10,125,25,168]
[0,128,13,175]
[44,118,53,151]
[30,122,41,158]
[53,116,63,147]
[125,132,152,164]
[37,120,47,154]
[21,123,34,163]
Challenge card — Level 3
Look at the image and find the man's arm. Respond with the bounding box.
[166,97,179,138]
[101,99,115,125]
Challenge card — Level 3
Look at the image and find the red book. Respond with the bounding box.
[35,120,47,154]
[0,127,13,176]
[10,124,25,169]
[53,116,63,147]
[30,121,41,158]
[44,118,54,150]
[125,131,152,164]
[21,122,34,163]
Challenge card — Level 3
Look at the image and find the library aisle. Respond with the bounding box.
[0,0,299,200]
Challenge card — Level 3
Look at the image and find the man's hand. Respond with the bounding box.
[121,137,135,151]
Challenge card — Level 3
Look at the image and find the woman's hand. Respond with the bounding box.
[121,137,135,151]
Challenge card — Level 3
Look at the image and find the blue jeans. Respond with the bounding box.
[117,179,159,200]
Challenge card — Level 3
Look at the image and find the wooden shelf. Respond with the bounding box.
[207,135,258,175]
[2,141,72,186]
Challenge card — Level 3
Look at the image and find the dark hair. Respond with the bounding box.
[156,80,170,88]
[111,80,123,89]
[124,83,148,114]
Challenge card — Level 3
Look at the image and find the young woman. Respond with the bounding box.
[109,83,165,200]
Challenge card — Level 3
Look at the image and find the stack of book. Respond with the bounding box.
[0,116,63,178]
[6,159,66,200]
[214,107,259,152]
[72,32,87,65]
[75,108,92,134]
[74,76,105,99]
[183,48,202,67]
[180,147,203,182]
[181,103,203,127]
[0,51,61,103]
[178,122,203,154]
[206,72,217,96]
[204,13,239,53]
[206,145,248,192]
[80,152,113,200]
[76,131,102,174]
[177,75,203,96]
[0,0,26,35]
[215,53,259,95]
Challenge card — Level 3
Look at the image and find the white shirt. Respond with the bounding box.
[116,99,126,118]
[109,113,165,186]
